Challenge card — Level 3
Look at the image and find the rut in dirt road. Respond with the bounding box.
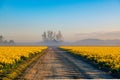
[18,47,113,80]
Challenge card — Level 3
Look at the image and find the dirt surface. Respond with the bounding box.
[17,47,113,80]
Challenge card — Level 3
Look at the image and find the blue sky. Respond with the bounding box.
[0,0,120,42]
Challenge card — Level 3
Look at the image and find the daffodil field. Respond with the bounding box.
[60,46,120,77]
[0,46,47,74]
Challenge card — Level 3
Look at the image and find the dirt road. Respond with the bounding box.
[18,47,113,80]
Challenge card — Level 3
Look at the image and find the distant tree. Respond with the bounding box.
[47,30,55,41]
[42,32,47,42]
[4,40,8,44]
[9,40,15,44]
[42,30,63,43]
[56,31,63,42]
[0,35,15,45]
[0,35,4,43]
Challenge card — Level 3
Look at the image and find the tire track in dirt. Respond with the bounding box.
[17,47,113,80]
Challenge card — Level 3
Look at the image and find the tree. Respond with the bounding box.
[47,30,55,41]
[56,31,63,42]
[4,40,8,44]
[0,35,15,45]
[0,35,4,43]
[42,32,47,42]
[42,30,63,43]
[9,40,15,44]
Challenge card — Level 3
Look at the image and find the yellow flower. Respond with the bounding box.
[60,46,120,71]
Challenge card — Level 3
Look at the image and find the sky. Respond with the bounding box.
[0,0,120,42]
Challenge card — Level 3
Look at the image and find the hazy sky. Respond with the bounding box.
[0,0,120,42]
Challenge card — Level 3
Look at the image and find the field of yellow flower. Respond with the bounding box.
[60,46,120,77]
[0,46,47,74]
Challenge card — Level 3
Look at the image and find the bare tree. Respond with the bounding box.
[42,30,63,43]
[42,32,47,42]
[56,31,63,42]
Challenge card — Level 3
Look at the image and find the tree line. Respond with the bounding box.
[0,35,15,45]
